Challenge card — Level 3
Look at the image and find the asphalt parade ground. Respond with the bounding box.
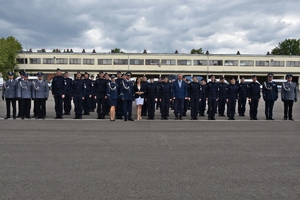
[0,93,300,199]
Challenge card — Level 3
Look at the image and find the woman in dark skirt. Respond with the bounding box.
[106,75,121,121]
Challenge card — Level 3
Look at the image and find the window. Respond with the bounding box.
[210,60,223,66]
[114,59,128,65]
[224,60,238,66]
[193,60,207,65]
[255,61,269,66]
[240,60,254,66]
[70,59,81,64]
[271,61,284,67]
[56,58,68,64]
[98,59,112,65]
[146,59,160,65]
[43,58,54,64]
[30,58,41,64]
[161,59,176,65]
[130,59,144,65]
[83,59,94,65]
[177,60,191,65]
[286,61,300,67]
[16,58,28,64]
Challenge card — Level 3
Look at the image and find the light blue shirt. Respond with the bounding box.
[178,80,182,88]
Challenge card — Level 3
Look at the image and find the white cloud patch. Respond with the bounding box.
[0,0,299,54]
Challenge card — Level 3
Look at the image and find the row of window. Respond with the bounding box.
[16,58,300,67]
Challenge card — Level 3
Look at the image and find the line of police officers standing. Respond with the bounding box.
[2,69,298,121]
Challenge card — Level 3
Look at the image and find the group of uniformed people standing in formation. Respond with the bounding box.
[2,68,298,121]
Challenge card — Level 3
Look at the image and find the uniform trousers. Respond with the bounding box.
[123,100,133,120]
[96,95,106,118]
[54,94,63,118]
[5,98,16,117]
[34,98,46,118]
[161,97,170,118]
[283,100,294,119]
[265,100,275,119]
[20,98,31,118]
[64,93,72,113]
[238,97,247,115]
[174,98,184,118]
[227,97,237,119]
[73,94,83,118]
[208,97,217,119]
[249,96,259,119]
[147,97,155,119]
[190,95,199,119]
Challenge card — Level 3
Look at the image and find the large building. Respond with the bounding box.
[16,50,300,85]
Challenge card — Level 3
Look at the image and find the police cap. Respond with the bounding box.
[286,74,293,79]
[37,72,43,76]
[267,73,274,77]
[7,71,14,76]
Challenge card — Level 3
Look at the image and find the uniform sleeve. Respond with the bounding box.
[225,85,229,99]
[262,82,266,99]
[247,84,251,98]
[281,84,285,100]
[275,83,278,100]
[106,83,110,97]
[295,84,298,100]
[45,82,49,99]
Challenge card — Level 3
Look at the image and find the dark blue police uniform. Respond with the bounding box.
[159,81,172,119]
[72,78,86,119]
[120,79,134,121]
[51,75,65,119]
[237,82,247,116]
[83,78,92,115]
[93,78,108,119]
[199,84,207,116]
[218,81,228,116]
[247,81,261,120]
[115,77,124,119]
[207,81,219,120]
[262,80,278,120]
[226,83,238,120]
[188,81,201,120]
[146,81,158,119]
[63,77,73,115]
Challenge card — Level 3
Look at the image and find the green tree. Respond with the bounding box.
[190,48,203,54]
[0,36,22,79]
[112,48,125,53]
[271,39,300,55]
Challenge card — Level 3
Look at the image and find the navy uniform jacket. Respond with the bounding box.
[159,82,172,99]
[72,79,86,98]
[218,82,228,98]
[188,82,201,98]
[107,82,121,100]
[2,79,17,98]
[200,84,207,99]
[91,79,96,95]
[116,78,123,95]
[93,78,107,96]
[141,81,149,98]
[17,80,34,99]
[83,78,92,95]
[172,80,188,99]
[33,80,49,99]
[262,81,278,101]
[134,84,147,98]
[147,83,158,98]
[237,83,247,99]
[247,82,261,99]
[281,82,298,101]
[226,84,238,100]
[207,81,219,98]
[120,80,134,101]
[64,78,73,95]
[52,76,65,95]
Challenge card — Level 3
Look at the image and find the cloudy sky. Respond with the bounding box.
[0,0,299,54]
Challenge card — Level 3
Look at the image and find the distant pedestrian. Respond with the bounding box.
[281,74,298,121]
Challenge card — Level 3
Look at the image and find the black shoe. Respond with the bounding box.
[42,117,45,119]
[253,118,258,120]
[266,118,269,120]
[250,118,253,120]
[221,114,225,117]
[124,119,127,121]
[269,118,274,120]
[128,118,134,121]
[21,117,24,120]
[4,117,10,119]
[228,117,231,120]
[26,117,31,119]
[54,117,59,119]
[211,118,216,120]
[79,117,82,119]
[35,117,39,119]
[175,117,178,120]
[13,116,16,120]
[231,117,235,120]
[289,118,294,121]
[74,117,78,119]
[283,118,287,120]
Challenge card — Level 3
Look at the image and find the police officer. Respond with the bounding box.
[2,71,17,119]
[207,75,219,120]
[17,73,33,119]
[262,73,278,120]
[199,79,207,117]
[93,71,108,119]
[156,77,162,110]
[107,75,121,121]
[247,75,261,120]
[72,71,86,119]
[146,76,158,120]
[17,70,25,117]
[159,76,172,120]
[141,75,149,116]
[189,75,201,120]
[218,77,227,117]
[121,72,134,121]
[90,75,96,112]
[51,68,65,119]
[115,71,124,119]
[33,72,49,119]
[226,77,238,120]
[281,74,298,121]
[82,72,92,115]
[237,77,247,116]
[104,72,111,115]
[63,71,73,115]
